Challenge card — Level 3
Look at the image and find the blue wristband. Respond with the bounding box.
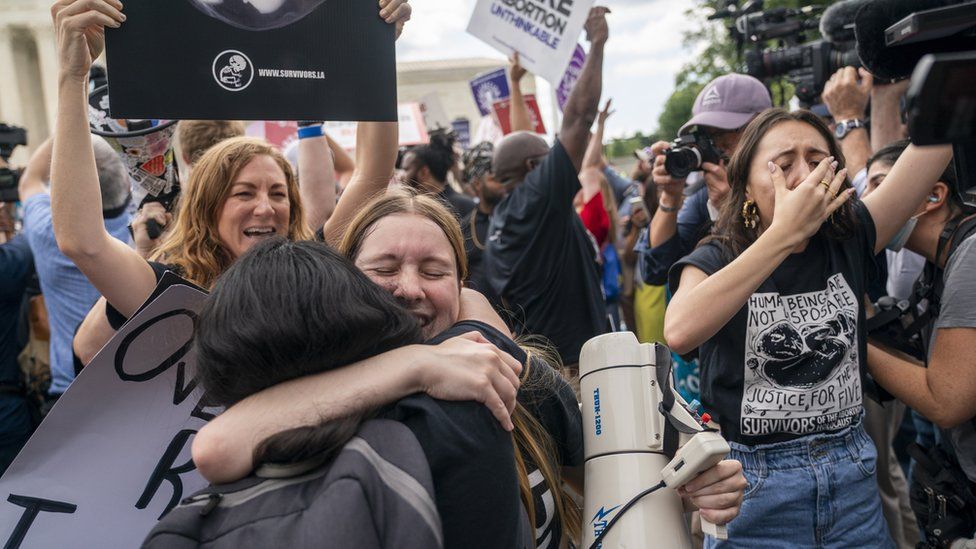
[297,125,324,139]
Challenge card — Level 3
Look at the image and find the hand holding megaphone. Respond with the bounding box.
[131,201,172,258]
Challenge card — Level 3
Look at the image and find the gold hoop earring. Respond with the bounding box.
[742,200,759,229]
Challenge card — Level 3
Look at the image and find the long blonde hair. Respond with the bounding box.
[151,137,313,288]
[339,188,581,544]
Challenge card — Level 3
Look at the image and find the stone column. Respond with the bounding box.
[31,23,59,132]
[0,25,26,126]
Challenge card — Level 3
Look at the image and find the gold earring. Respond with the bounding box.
[742,200,759,229]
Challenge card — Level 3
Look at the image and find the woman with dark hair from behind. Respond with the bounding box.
[144,238,525,548]
[398,130,476,219]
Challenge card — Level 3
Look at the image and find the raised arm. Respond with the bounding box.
[73,297,116,366]
[870,79,911,152]
[297,124,337,231]
[50,0,158,318]
[582,99,612,170]
[559,6,609,171]
[821,67,872,177]
[508,53,533,134]
[862,144,953,254]
[665,158,852,354]
[326,132,356,188]
[192,333,522,483]
[18,137,53,203]
[320,122,397,245]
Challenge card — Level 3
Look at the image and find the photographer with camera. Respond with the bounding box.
[865,141,976,546]
[641,74,772,287]
[0,134,35,474]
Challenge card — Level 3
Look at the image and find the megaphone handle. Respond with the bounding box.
[702,518,728,540]
[146,218,163,240]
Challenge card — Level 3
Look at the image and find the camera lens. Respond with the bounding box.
[664,148,702,179]
[187,0,327,31]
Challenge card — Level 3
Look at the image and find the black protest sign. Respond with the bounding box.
[104,0,397,121]
[0,276,216,547]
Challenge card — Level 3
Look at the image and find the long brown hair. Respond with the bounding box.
[339,188,581,544]
[705,108,858,258]
[151,137,313,288]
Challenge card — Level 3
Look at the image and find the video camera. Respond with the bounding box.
[664,132,723,179]
[712,0,862,106]
[0,124,27,203]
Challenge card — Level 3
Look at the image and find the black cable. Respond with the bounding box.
[588,480,667,549]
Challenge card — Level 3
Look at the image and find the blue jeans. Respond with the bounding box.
[706,419,894,549]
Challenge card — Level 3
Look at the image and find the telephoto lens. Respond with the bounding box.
[187,0,328,31]
[664,148,703,180]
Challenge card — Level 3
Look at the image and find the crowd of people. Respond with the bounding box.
[0,0,973,547]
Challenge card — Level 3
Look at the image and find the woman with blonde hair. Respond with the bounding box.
[194,188,748,547]
[53,0,521,422]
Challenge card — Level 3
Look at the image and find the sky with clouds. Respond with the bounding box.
[395,0,702,140]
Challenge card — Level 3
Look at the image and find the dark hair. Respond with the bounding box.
[408,130,457,183]
[705,108,858,257]
[867,138,964,214]
[195,238,423,466]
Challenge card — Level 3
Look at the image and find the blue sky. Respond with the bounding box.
[395,0,701,139]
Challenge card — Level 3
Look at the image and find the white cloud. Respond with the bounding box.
[397,0,699,137]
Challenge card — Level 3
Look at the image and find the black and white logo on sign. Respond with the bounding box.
[213,50,254,92]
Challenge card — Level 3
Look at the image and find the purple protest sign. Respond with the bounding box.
[556,44,587,111]
[469,68,511,117]
[452,118,472,149]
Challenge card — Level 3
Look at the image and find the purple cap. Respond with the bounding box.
[679,74,772,135]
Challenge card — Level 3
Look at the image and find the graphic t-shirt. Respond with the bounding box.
[429,320,583,549]
[670,203,877,445]
[486,140,608,364]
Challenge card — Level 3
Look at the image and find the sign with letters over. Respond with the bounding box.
[104,0,397,121]
[466,0,595,84]
[0,274,217,548]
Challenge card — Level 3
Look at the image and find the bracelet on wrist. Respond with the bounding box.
[297,124,324,140]
[658,200,682,213]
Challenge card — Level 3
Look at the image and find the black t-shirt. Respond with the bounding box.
[105,261,175,330]
[0,235,33,387]
[380,396,530,549]
[463,208,491,295]
[429,320,583,549]
[438,186,477,221]
[486,140,608,365]
[461,209,509,318]
[669,202,877,446]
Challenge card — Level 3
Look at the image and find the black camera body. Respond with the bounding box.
[0,124,28,203]
[746,40,861,105]
[664,132,723,180]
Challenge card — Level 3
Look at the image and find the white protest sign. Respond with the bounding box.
[0,276,214,548]
[466,0,595,84]
[318,104,431,151]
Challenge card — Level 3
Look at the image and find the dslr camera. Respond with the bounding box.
[664,132,723,179]
[0,123,28,203]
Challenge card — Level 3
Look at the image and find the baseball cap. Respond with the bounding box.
[492,132,550,185]
[679,74,772,136]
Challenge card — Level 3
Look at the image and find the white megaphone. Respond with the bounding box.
[580,332,731,549]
